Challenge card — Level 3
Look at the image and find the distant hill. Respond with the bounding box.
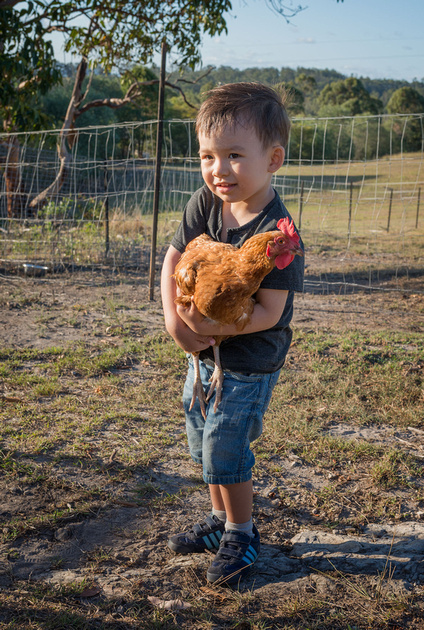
[44,62,424,131]
[164,64,424,115]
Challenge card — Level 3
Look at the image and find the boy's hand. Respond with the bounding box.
[173,320,215,354]
[176,298,206,331]
[171,299,214,352]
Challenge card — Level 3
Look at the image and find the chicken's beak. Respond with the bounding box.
[291,243,304,257]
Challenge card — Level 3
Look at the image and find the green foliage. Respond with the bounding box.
[41,67,159,129]
[40,196,103,223]
[318,77,383,116]
[275,82,305,115]
[119,65,159,120]
[41,73,125,129]
[66,1,231,71]
[386,86,424,115]
[39,66,162,158]
[165,65,422,121]
[0,2,61,130]
[349,117,392,160]
[295,72,318,94]
[287,119,352,163]
[1,0,232,134]
[386,88,424,152]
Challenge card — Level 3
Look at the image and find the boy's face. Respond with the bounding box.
[198,122,284,210]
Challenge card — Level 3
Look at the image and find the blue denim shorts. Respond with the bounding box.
[183,357,280,485]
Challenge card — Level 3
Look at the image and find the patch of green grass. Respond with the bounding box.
[254,327,424,528]
[0,332,188,545]
[0,346,65,363]
[32,377,62,398]
[0,449,36,477]
[370,449,420,489]
[270,329,424,430]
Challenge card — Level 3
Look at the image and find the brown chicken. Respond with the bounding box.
[173,217,303,418]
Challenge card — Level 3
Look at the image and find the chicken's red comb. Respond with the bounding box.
[277,217,299,242]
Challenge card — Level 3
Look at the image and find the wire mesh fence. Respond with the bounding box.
[0,114,423,294]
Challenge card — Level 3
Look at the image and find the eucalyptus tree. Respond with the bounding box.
[1,0,307,214]
[1,0,60,216]
[387,87,424,152]
[318,77,383,117]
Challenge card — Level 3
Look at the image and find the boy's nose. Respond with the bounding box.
[212,159,229,178]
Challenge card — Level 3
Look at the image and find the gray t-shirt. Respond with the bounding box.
[171,185,305,373]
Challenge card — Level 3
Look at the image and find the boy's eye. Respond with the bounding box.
[229,153,240,159]
[201,154,213,161]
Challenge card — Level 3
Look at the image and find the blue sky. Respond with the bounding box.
[188,0,424,82]
[52,0,424,82]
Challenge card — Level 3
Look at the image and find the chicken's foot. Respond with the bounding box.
[189,352,207,419]
[206,345,224,413]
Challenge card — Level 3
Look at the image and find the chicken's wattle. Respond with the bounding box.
[275,252,295,269]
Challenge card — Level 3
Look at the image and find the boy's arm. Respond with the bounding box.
[161,245,216,353]
[176,288,289,337]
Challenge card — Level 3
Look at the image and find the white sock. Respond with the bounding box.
[225,518,253,538]
[212,508,227,522]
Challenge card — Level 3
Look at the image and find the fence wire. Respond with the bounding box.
[0,115,423,294]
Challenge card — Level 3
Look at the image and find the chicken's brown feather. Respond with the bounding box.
[172,224,303,417]
[173,230,283,333]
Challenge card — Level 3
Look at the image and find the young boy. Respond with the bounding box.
[160,82,304,585]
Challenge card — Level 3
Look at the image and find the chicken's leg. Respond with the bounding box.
[206,344,224,413]
[189,352,207,419]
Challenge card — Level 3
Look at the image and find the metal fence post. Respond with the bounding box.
[104,160,109,256]
[348,180,353,241]
[149,40,167,301]
[416,187,421,229]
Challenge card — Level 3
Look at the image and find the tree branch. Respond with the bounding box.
[171,65,215,85]
[164,81,197,109]
[75,95,134,116]
[0,0,21,8]
[74,75,199,117]
[265,1,306,22]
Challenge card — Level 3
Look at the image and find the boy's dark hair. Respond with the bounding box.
[196,82,291,149]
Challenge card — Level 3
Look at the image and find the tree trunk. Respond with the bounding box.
[28,57,88,213]
[0,127,27,218]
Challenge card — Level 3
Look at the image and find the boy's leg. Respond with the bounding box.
[210,480,253,525]
[169,361,280,583]
[206,478,260,585]
[204,370,280,584]
[209,483,225,511]
[167,359,226,555]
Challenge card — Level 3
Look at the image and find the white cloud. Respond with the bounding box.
[296,37,316,44]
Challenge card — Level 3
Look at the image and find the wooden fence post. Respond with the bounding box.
[387,188,393,232]
[298,180,304,231]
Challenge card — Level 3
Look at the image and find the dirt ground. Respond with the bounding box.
[1,263,423,348]
[1,266,424,627]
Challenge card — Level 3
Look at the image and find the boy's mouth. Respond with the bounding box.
[215,182,236,193]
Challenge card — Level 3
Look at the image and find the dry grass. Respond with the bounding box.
[0,271,423,628]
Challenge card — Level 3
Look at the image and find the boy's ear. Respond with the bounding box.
[268,146,285,173]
